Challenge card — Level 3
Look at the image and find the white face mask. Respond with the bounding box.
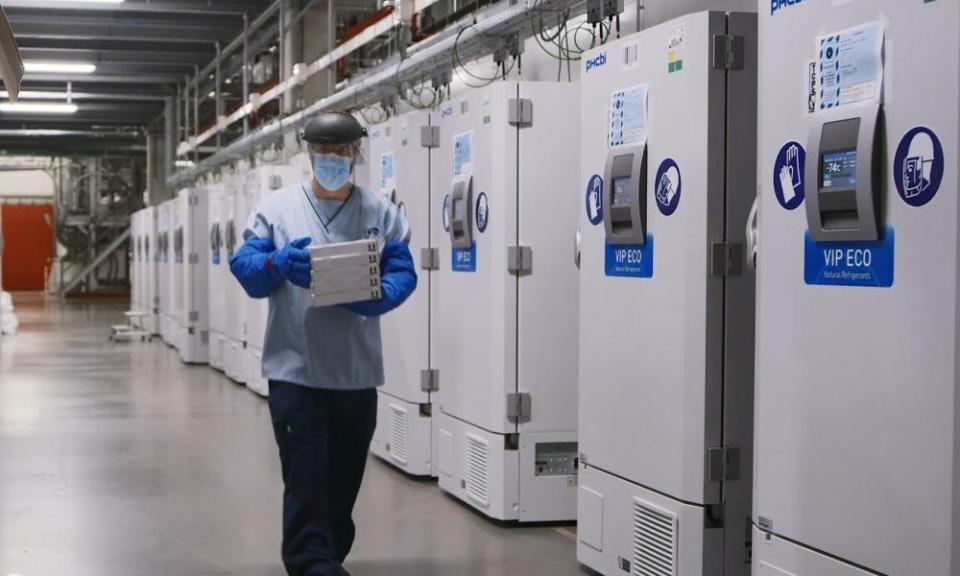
[312,153,352,191]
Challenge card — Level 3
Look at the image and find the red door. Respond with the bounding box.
[1,204,55,291]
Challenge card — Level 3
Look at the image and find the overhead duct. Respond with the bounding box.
[0,6,23,101]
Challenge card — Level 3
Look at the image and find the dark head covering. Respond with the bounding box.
[301,112,367,145]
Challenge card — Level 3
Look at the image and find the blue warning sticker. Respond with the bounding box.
[894,126,944,208]
[655,159,682,216]
[476,192,489,233]
[452,242,477,273]
[773,141,806,210]
[604,237,654,278]
[585,175,603,226]
[804,227,894,288]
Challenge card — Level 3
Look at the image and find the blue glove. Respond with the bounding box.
[268,236,312,289]
[341,240,418,317]
[230,236,312,297]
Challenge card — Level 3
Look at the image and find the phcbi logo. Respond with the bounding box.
[585,52,607,73]
[440,106,454,118]
[771,0,805,15]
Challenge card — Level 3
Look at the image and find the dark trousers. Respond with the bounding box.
[268,381,378,576]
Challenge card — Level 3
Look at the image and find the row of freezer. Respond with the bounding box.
[131,3,960,576]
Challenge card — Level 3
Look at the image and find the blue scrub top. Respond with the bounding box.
[244,182,411,390]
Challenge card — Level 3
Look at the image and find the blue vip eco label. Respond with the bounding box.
[894,126,944,208]
[476,192,489,233]
[773,141,806,210]
[804,227,894,288]
[604,237,654,278]
[586,175,603,225]
[452,242,477,273]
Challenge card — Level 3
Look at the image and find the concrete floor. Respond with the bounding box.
[0,294,585,576]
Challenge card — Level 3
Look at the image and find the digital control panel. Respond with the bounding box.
[603,143,648,244]
[449,176,473,248]
[806,103,882,242]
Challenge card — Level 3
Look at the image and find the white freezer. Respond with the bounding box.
[207,184,228,372]
[366,111,437,477]
[434,81,581,522]
[576,11,757,576]
[142,206,159,335]
[173,188,209,364]
[157,199,177,347]
[754,2,960,576]
[239,163,301,396]
[221,174,247,384]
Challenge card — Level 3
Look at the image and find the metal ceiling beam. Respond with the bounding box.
[23,73,185,84]
[8,14,240,44]
[2,0,270,16]
[16,36,216,57]
[0,128,142,137]
[20,47,211,66]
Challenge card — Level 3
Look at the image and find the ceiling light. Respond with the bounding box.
[24,62,96,74]
[0,102,78,114]
[225,78,232,85]
[208,90,216,98]
[0,90,67,100]
[175,160,195,168]
[43,0,124,3]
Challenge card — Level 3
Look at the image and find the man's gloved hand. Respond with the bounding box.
[268,237,312,289]
[341,240,417,317]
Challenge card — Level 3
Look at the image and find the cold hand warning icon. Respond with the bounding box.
[585,175,604,226]
[779,144,802,205]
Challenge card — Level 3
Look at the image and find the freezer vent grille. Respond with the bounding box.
[465,433,490,508]
[388,404,408,465]
[631,498,678,576]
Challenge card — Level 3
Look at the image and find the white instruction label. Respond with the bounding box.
[380,151,395,190]
[609,84,648,147]
[453,131,473,177]
[817,21,884,110]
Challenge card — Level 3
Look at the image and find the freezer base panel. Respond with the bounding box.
[176,325,208,365]
[244,347,268,397]
[752,527,878,576]
[576,465,724,576]
[370,391,434,477]
[223,338,246,384]
[436,413,578,522]
[208,331,226,371]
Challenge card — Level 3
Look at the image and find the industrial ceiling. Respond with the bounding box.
[0,0,277,156]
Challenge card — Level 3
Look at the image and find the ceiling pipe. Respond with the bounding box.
[167,0,579,188]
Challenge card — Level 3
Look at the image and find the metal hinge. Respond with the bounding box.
[506,392,531,423]
[420,247,439,270]
[154,296,160,306]
[712,34,745,70]
[189,310,199,322]
[710,242,743,277]
[420,368,439,392]
[189,253,199,264]
[269,175,283,190]
[420,125,440,148]
[707,446,740,482]
[201,330,209,344]
[508,98,533,128]
[190,195,199,206]
[507,245,533,276]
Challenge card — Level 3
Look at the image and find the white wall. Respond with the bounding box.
[0,170,55,201]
